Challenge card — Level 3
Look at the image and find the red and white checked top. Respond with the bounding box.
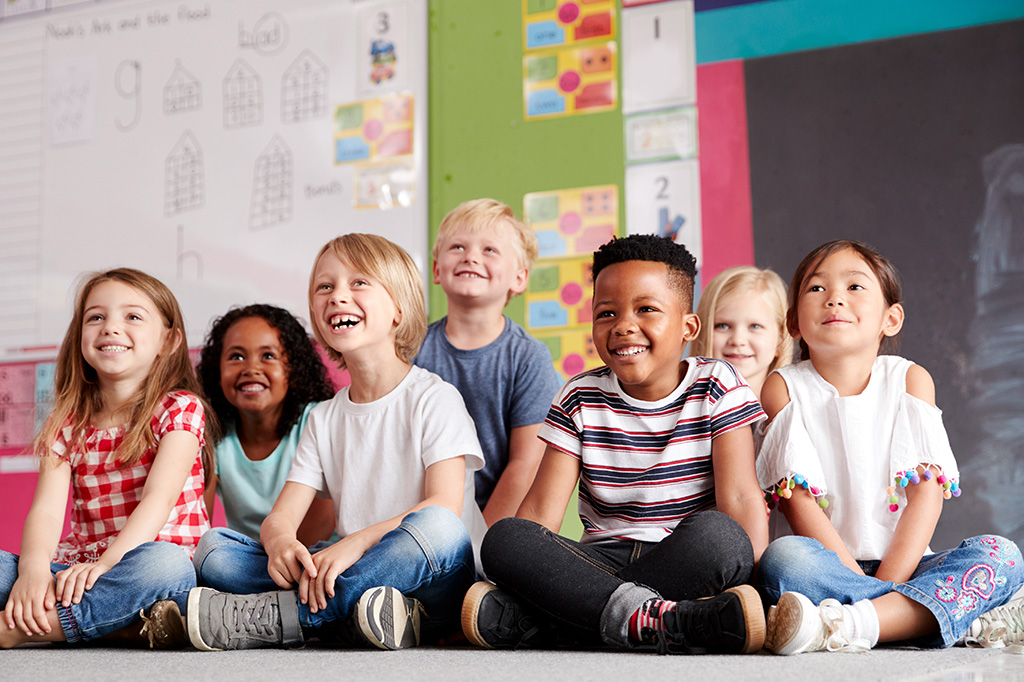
[50,391,210,565]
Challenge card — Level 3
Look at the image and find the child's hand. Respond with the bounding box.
[54,562,111,607]
[302,537,365,613]
[6,566,57,636]
[266,538,317,591]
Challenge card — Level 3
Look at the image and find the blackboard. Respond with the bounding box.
[745,20,1024,551]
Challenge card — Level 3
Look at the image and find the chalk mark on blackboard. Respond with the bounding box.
[164,131,205,216]
[223,58,262,129]
[114,59,141,132]
[250,135,293,230]
[970,144,1024,542]
[282,50,328,124]
[164,60,202,115]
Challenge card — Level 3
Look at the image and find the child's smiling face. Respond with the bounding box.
[219,316,289,422]
[592,260,699,401]
[711,289,781,393]
[432,224,528,308]
[311,250,401,362]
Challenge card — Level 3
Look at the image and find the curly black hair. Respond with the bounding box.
[197,304,335,442]
[592,234,698,310]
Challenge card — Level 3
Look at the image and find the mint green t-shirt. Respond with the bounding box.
[215,403,315,539]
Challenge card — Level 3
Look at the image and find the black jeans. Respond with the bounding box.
[481,510,754,647]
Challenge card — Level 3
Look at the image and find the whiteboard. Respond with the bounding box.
[0,0,428,355]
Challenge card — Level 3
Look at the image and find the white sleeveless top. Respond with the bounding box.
[756,357,959,561]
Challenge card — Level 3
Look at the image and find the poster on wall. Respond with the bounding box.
[521,0,616,51]
[625,160,702,273]
[621,0,695,114]
[524,184,618,378]
[523,42,617,120]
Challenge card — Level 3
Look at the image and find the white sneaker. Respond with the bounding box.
[356,586,421,650]
[766,592,870,655]
[964,597,1024,649]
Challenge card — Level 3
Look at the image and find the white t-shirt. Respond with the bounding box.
[288,365,487,569]
[756,356,960,561]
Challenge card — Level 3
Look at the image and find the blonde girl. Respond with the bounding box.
[0,268,213,649]
[757,240,1023,654]
[187,234,485,652]
[691,266,793,398]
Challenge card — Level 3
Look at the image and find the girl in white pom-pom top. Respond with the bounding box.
[758,239,1023,654]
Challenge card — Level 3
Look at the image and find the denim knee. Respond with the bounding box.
[127,541,196,588]
[398,505,471,573]
[194,527,253,588]
[759,535,820,600]
[958,535,1024,600]
[0,550,20,608]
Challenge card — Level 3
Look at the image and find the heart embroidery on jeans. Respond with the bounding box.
[962,564,996,599]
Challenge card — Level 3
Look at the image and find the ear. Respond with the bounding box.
[882,302,904,338]
[681,312,701,344]
[163,327,183,355]
[393,307,402,328]
[509,267,529,296]
[432,259,441,285]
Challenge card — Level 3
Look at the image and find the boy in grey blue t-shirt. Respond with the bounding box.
[415,199,562,526]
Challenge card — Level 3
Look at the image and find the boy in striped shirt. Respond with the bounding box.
[462,234,769,654]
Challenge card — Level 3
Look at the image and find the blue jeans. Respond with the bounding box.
[482,511,755,647]
[193,505,475,637]
[0,541,196,643]
[759,534,1024,647]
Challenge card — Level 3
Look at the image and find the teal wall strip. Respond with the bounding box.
[695,0,1024,63]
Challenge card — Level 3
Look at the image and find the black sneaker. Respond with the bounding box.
[653,585,765,654]
[186,587,304,651]
[461,581,548,649]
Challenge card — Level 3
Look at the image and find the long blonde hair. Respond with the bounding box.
[33,268,216,470]
[691,265,794,374]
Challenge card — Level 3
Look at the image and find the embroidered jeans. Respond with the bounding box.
[759,534,1024,647]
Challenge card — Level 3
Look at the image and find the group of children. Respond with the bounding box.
[1,198,1022,657]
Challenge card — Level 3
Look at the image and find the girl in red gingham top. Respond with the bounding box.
[0,268,215,650]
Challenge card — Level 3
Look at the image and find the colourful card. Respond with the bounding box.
[522,0,616,51]
[523,42,617,119]
[536,327,605,379]
[524,184,618,258]
[526,256,593,331]
[333,93,414,164]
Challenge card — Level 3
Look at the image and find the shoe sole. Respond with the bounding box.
[461,581,499,649]
[726,585,767,654]
[146,600,188,649]
[186,587,222,652]
[767,592,816,655]
[357,586,420,650]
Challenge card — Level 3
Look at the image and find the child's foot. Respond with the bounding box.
[964,597,1024,649]
[461,581,546,649]
[765,592,869,655]
[186,587,303,651]
[637,584,765,654]
[139,600,188,649]
[356,586,421,650]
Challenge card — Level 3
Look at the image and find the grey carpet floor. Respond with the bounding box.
[3,645,1023,682]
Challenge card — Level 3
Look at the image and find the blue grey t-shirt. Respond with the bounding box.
[413,316,562,509]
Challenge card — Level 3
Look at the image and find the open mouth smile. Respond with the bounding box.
[329,313,361,330]
[613,345,647,357]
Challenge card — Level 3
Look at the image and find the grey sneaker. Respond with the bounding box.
[186,587,304,651]
[139,600,188,649]
[356,586,421,650]
[965,597,1024,649]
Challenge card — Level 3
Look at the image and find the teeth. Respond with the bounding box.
[614,346,646,356]
[239,384,266,393]
[99,345,129,352]
[330,314,361,330]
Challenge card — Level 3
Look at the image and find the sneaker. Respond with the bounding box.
[139,600,188,650]
[766,592,869,655]
[186,587,304,651]
[649,584,765,654]
[461,581,548,649]
[964,597,1024,649]
[356,586,421,650]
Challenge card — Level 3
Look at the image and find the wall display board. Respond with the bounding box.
[0,0,426,551]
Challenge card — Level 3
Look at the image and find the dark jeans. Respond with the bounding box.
[481,510,754,647]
